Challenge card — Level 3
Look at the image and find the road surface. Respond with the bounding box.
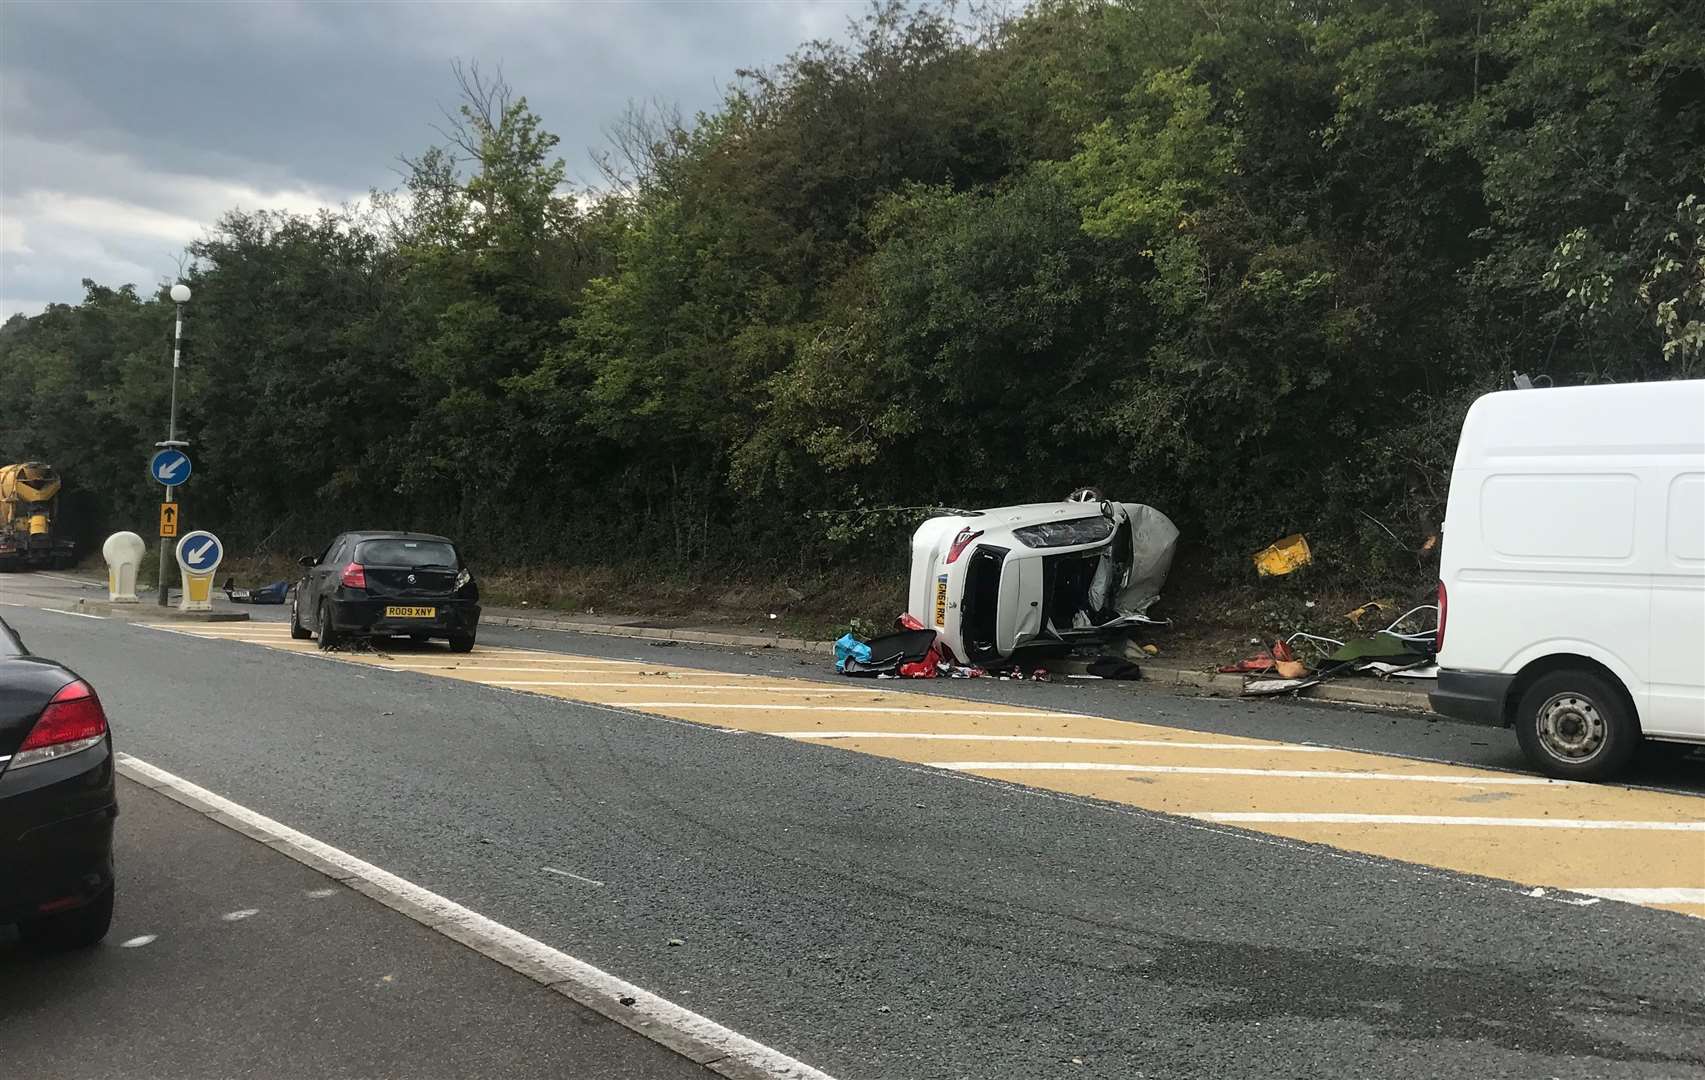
[2,574,1701,1078]
[2,777,711,1080]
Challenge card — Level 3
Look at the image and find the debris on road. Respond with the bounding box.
[221,577,290,604]
[1343,600,1390,628]
[1252,533,1312,577]
[1085,657,1143,680]
[836,616,987,678]
[1230,604,1440,696]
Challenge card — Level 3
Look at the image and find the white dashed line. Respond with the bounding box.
[118,934,158,947]
[778,731,1333,751]
[620,703,1069,717]
[494,681,883,693]
[934,762,1574,785]
[1189,812,1705,830]
[222,908,260,921]
[1572,887,1705,904]
[542,866,606,886]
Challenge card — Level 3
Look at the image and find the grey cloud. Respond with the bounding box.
[0,0,870,318]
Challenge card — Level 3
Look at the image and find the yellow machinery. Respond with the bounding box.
[0,462,76,569]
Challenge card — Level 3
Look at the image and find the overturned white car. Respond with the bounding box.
[907,496,1179,665]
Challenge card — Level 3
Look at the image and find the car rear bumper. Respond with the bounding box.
[1429,669,1515,727]
[0,741,117,923]
[328,597,481,638]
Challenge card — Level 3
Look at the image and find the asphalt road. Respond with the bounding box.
[2,579,1703,1078]
[1,778,710,1080]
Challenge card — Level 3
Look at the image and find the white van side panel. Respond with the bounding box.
[1650,472,1705,736]
[1480,474,1638,559]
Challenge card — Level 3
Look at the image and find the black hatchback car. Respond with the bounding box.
[0,617,117,949]
[291,531,481,652]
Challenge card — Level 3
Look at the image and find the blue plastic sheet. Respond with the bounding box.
[834,634,872,673]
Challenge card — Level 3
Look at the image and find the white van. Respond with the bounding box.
[1430,379,1705,779]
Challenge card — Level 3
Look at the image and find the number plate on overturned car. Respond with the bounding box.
[385,606,436,618]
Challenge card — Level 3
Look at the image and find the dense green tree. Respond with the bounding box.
[3,0,1697,586]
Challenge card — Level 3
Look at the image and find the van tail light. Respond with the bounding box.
[1435,580,1448,655]
[945,528,984,565]
[12,681,108,770]
[340,562,367,589]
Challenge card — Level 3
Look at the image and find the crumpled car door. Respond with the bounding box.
[1112,503,1179,620]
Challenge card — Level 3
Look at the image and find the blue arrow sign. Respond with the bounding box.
[176,531,223,573]
[150,448,192,486]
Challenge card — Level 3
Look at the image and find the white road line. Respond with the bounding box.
[26,571,102,588]
[471,650,636,659]
[778,731,1332,752]
[376,660,661,670]
[140,625,290,635]
[42,607,105,620]
[542,866,606,887]
[1572,887,1705,904]
[491,681,886,693]
[383,667,718,676]
[1189,812,1705,830]
[115,753,835,1080]
[196,626,294,632]
[619,702,1070,717]
[935,762,1573,785]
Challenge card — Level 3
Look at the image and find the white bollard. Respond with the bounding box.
[102,532,146,603]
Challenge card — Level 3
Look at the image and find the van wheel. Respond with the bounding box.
[1514,670,1638,781]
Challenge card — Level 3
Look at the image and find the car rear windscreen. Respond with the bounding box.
[356,539,459,567]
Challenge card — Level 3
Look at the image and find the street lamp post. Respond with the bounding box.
[157,282,191,606]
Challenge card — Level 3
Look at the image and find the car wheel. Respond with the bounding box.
[1514,670,1639,781]
[20,885,114,950]
[448,632,475,654]
[290,597,312,640]
[317,601,341,651]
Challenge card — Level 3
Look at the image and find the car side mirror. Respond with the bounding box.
[298,554,317,567]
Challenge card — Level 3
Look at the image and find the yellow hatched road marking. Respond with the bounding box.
[142,622,1705,918]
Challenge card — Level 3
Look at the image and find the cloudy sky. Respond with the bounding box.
[0,0,866,319]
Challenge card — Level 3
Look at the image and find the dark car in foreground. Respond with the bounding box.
[292,531,481,652]
[0,617,116,949]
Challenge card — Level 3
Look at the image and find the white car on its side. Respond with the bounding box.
[907,497,1179,665]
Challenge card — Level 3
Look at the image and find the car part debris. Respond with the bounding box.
[222,577,290,604]
[1252,533,1312,577]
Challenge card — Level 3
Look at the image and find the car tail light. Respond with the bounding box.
[12,680,108,770]
[945,528,984,565]
[1435,580,1448,655]
[340,562,367,589]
